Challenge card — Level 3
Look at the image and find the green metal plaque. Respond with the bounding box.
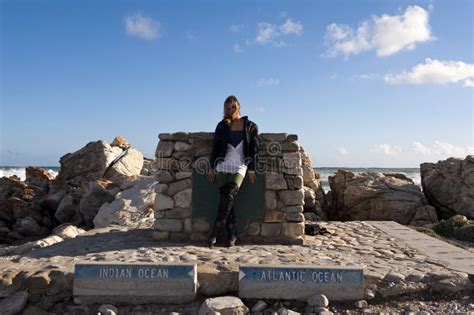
[191,171,265,235]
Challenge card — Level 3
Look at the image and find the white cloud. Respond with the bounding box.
[324,5,434,57]
[356,74,380,80]
[385,58,474,86]
[255,17,303,47]
[373,144,402,156]
[337,147,349,156]
[229,24,243,33]
[233,43,243,53]
[257,78,280,87]
[124,13,160,40]
[463,79,474,87]
[324,22,371,57]
[256,22,279,44]
[432,141,470,157]
[413,141,473,158]
[413,142,432,155]
[279,18,303,35]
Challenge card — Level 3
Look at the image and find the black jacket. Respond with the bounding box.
[210,116,259,172]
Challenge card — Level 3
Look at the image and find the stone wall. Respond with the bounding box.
[151,132,307,244]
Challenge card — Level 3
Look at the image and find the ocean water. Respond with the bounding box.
[0,166,420,193]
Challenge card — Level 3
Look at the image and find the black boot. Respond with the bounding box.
[208,221,224,248]
[227,206,237,247]
[209,182,240,247]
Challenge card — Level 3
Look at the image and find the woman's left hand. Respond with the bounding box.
[248,171,256,184]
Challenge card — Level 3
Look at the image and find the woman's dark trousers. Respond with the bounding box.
[209,181,240,246]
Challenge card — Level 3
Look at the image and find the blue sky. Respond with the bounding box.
[1,0,473,167]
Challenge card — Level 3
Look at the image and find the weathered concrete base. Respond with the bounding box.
[73,262,197,305]
[0,222,472,309]
[239,265,364,301]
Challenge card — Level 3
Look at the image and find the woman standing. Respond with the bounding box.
[207,95,259,248]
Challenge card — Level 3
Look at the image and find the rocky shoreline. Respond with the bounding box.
[1,136,473,247]
[1,135,473,314]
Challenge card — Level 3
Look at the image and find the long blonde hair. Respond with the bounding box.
[223,95,241,125]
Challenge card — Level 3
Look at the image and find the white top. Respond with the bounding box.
[215,140,248,177]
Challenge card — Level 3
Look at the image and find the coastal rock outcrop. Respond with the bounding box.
[421,155,474,219]
[0,136,148,245]
[300,146,327,220]
[0,176,34,204]
[25,167,54,198]
[52,136,144,226]
[328,170,437,225]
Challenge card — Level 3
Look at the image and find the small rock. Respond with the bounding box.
[252,300,268,312]
[0,291,28,314]
[53,223,85,239]
[277,307,300,315]
[111,135,131,150]
[312,307,330,313]
[66,304,89,314]
[406,272,425,282]
[199,296,249,315]
[304,212,319,221]
[354,300,368,309]
[98,304,118,315]
[23,305,48,315]
[364,290,375,300]
[383,272,405,283]
[307,294,329,307]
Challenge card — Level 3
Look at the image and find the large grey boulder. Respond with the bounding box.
[0,291,28,314]
[103,148,144,183]
[93,177,157,228]
[55,192,81,224]
[54,139,143,189]
[13,217,46,237]
[328,170,438,225]
[421,155,474,219]
[55,140,122,188]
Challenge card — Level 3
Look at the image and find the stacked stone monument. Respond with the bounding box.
[152,132,307,244]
